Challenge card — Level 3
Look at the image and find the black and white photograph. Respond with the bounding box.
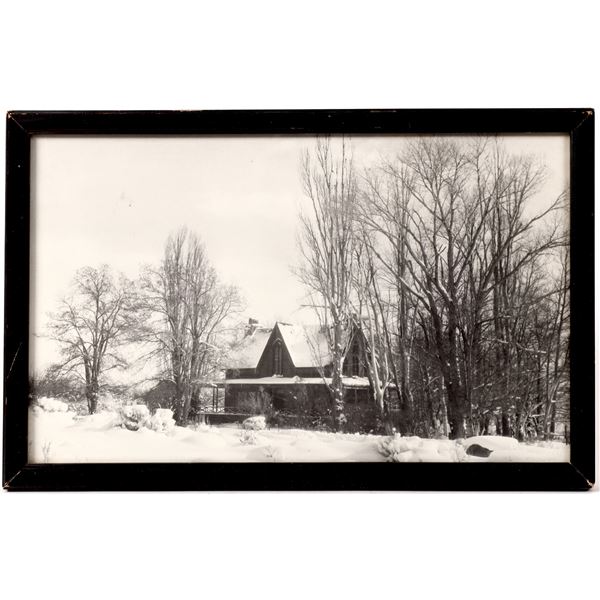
[1,4,598,600]
[28,133,572,464]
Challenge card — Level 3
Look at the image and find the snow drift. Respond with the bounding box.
[28,401,570,464]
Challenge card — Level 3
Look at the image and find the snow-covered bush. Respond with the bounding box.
[377,435,421,462]
[79,410,123,430]
[188,421,211,433]
[36,397,69,413]
[67,399,91,416]
[146,408,176,433]
[378,435,469,462]
[449,444,468,462]
[243,415,266,431]
[118,404,150,431]
[59,392,127,417]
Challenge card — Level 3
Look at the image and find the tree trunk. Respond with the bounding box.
[180,392,193,425]
[445,313,468,439]
[331,324,345,431]
[396,381,413,435]
[501,412,512,437]
[445,379,467,439]
[172,380,186,424]
[86,379,99,414]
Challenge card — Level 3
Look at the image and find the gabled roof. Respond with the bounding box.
[275,323,331,369]
[227,320,365,371]
[226,326,274,369]
[227,321,335,371]
[225,376,370,388]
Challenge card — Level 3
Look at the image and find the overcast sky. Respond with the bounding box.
[30,134,569,371]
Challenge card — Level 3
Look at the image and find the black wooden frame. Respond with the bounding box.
[3,109,595,491]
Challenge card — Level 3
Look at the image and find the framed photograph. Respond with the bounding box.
[3,109,594,491]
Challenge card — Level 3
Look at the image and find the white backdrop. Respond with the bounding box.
[1,2,598,599]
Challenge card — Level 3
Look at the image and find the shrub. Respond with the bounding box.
[343,404,380,434]
[146,408,176,433]
[119,404,150,431]
[266,411,334,431]
[377,435,469,462]
[377,435,422,462]
[242,415,267,431]
[35,397,69,413]
[32,367,83,402]
[67,400,91,416]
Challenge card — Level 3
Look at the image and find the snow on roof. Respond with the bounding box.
[276,323,331,369]
[225,376,370,388]
[226,321,334,370]
[226,326,273,369]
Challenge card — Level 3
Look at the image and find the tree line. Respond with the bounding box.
[298,137,569,440]
[39,229,243,424]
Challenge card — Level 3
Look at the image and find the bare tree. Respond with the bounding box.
[461,141,566,437]
[140,229,242,424]
[351,232,396,431]
[359,138,566,438]
[297,137,358,431]
[541,244,570,439]
[48,265,136,413]
[358,164,418,433]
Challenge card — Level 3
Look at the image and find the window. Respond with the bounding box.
[273,340,283,375]
[351,353,360,376]
[347,339,361,376]
[351,343,360,376]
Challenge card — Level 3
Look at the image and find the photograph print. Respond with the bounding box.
[28,132,571,464]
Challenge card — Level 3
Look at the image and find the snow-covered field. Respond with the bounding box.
[28,400,570,464]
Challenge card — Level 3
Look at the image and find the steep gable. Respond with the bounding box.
[256,323,296,377]
[228,321,339,377]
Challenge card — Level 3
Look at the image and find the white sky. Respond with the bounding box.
[30,134,569,371]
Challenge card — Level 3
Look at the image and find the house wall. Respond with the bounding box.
[226,364,328,381]
[224,382,379,432]
[224,386,270,413]
[294,366,331,378]
[225,367,257,379]
[225,383,331,414]
[256,332,295,376]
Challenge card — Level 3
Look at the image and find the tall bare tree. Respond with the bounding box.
[140,229,242,424]
[359,138,566,438]
[48,265,136,414]
[351,232,396,431]
[297,137,358,431]
[358,164,417,433]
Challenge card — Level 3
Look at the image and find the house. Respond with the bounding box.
[224,319,377,430]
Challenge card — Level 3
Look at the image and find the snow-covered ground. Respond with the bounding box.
[28,401,570,464]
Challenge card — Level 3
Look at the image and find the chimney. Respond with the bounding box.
[245,318,259,337]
